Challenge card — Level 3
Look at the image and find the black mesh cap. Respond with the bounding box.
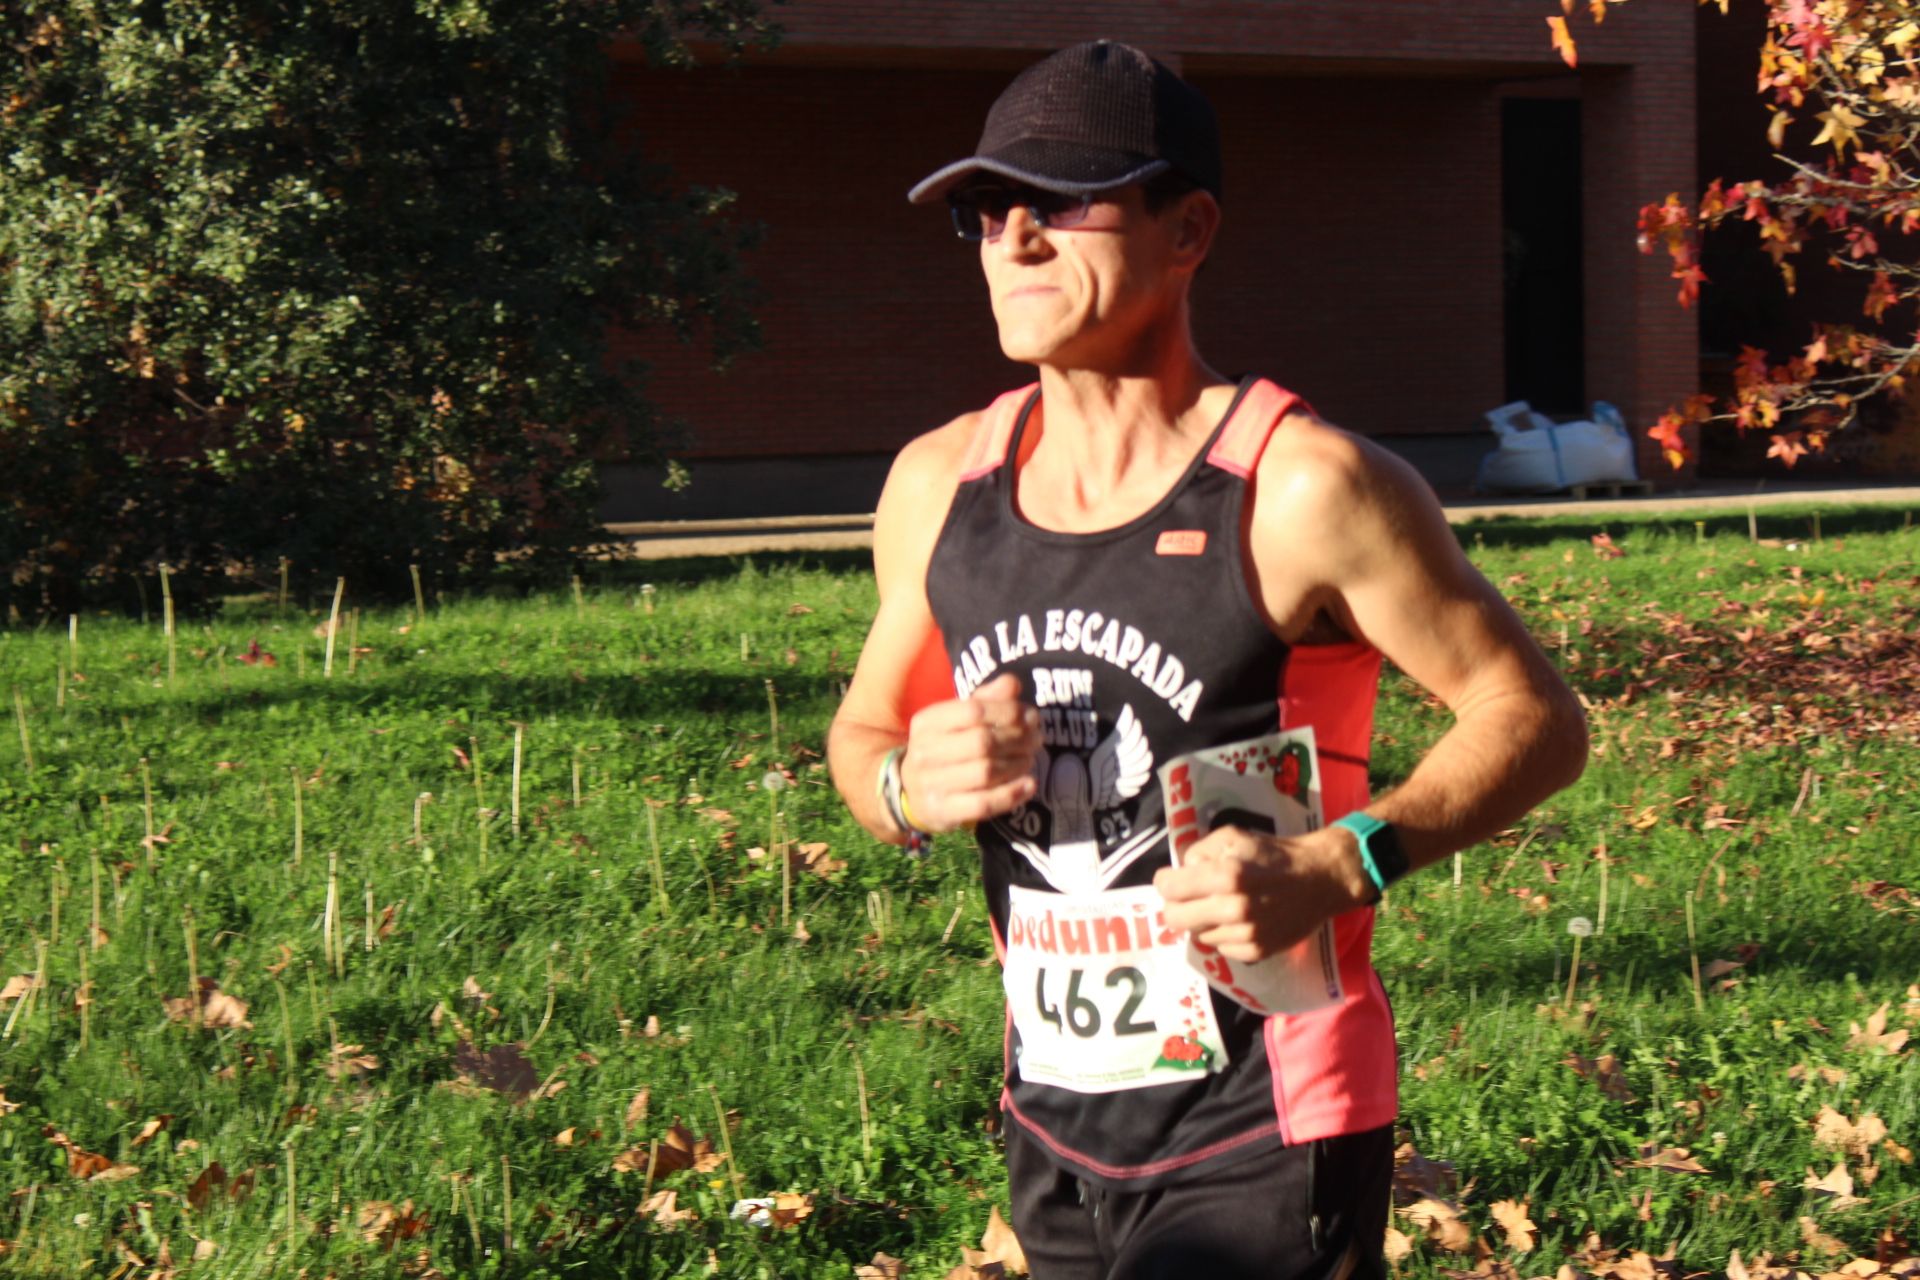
[907,41,1221,205]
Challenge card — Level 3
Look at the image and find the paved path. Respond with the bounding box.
[602,482,1920,561]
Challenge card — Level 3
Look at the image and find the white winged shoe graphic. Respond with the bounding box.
[1014,703,1157,895]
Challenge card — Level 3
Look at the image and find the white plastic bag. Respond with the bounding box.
[1475,399,1638,494]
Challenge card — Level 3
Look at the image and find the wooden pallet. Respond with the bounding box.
[1568,480,1656,500]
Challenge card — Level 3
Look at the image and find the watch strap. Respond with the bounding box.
[1333,811,1408,901]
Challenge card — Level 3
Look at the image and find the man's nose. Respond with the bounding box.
[996,202,1047,252]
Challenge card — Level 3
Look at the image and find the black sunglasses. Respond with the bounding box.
[947,185,1096,242]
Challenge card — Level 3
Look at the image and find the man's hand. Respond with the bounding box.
[899,672,1043,833]
[1153,824,1374,962]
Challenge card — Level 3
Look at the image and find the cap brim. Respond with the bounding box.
[907,151,1170,204]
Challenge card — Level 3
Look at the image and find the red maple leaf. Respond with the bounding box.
[237,639,276,667]
[1766,432,1810,467]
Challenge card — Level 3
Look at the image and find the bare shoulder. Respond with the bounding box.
[1252,406,1450,569]
[872,409,988,599]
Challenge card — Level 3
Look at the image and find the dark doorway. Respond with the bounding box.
[1501,98,1585,414]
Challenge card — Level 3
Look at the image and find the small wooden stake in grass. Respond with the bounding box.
[139,757,156,867]
[410,563,427,627]
[472,736,489,867]
[275,978,297,1093]
[640,582,655,614]
[500,1153,514,1256]
[55,658,65,710]
[91,853,103,948]
[364,876,375,952]
[1748,502,1759,543]
[159,563,176,685]
[1694,520,1706,546]
[740,631,750,662]
[571,575,584,619]
[851,1044,874,1164]
[78,939,90,1050]
[1596,840,1610,937]
[323,851,341,978]
[511,724,524,837]
[322,577,345,678]
[765,679,780,757]
[279,557,291,614]
[184,906,202,1028]
[13,687,32,776]
[644,801,669,913]
[291,767,305,867]
[571,746,582,809]
[1684,890,1705,1012]
[707,1085,746,1200]
[68,613,78,674]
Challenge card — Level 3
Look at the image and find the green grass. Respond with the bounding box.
[0,504,1915,1278]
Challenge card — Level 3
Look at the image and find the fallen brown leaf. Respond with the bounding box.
[1491,1199,1537,1252]
[1847,1004,1910,1055]
[1804,1161,1867,1209]
[640,1188,696,1228]
[1628,1145,1709,1174]
[1813,1106,1889,1160]
[130,1115,172,1148]
[626,1088,651,1130]
[1563,1052,1636,1102]
[856,1254,906,1280]
[450,1040,537,1098]
[1400,1197,1477,1253]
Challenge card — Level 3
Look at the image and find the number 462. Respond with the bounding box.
[1034,966,1155,1038]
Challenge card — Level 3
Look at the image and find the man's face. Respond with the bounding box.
[971,183,1206,372]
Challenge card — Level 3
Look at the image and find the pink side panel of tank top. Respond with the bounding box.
[1270,641,1401,1142]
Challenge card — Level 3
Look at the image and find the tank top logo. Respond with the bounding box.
[954,607,1207,895]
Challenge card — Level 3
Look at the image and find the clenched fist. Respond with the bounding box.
[899,672,1044,832]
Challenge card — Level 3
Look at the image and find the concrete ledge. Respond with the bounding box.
[603,482,1920,559]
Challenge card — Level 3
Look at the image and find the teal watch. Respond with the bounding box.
[1333,812,1409,903]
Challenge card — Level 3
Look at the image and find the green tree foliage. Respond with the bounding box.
[0,0,772,615]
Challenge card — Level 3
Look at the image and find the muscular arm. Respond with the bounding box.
[1157,418,1588,956]
[826,420,1042,844]
[1292,429,1589,870]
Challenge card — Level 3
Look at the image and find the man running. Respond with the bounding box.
[827,40,1587,1280]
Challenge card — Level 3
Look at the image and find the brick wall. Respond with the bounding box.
[607,0,1700,481]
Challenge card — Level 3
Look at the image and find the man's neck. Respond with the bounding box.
[1018,346,1231,524]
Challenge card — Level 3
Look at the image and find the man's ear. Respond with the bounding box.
[1170,190,1221,271]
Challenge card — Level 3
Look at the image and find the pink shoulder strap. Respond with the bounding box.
[957,384,1039,481]
[1206,379,1312,479]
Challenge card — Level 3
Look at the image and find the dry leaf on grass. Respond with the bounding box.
[162,978,252,1029]
[613,1122,725,1178]
[1383,1226,1416,1263]
[1812,1106,1888,1159]
[1798,1215,1849,1257]
[1399,1197,1477,1253]
[553,1128,576,1147]
[450,1040,537,1098]
[1846,1005,1910,1055]
[43,1126,139,1182]
[1490,1199,1537,1252]
[1563,1052,1636,1102]
[1803,1161,1867,1209]
[1628,1145,1709,1174]
[325,1043,381,1080]
[640,1188,697,1228]
[626,1088,651,1130]
[130,1115,172,1148]
[0,974,41,1002]
[1392,1142,1460,1204]
[0,1089,18,1116]
[358,1199,431,1250]
[856,1254,907,1280]
[949,1204,1029,1275]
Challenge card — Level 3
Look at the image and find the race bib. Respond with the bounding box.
[1002,883,1229,1094]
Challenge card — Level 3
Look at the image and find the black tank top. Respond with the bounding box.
[927,376,1324,1188]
